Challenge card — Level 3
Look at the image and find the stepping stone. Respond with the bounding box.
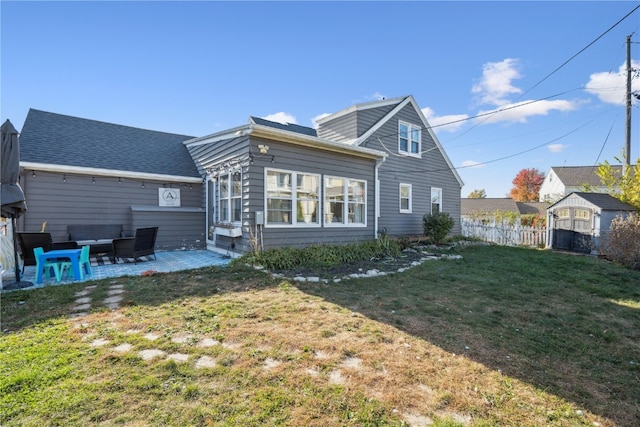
[328,370,345,385]
[103,295,123,305]
[109,284,124,289]
[139,349,166,360]
[73,303,92,311]
[167,353,189,363]
[340,357,362,369]
[107,289,125,295]
[197,338,220,348]
[144,332,162,341]
[75,290,92,297]
[113,343,133,353]
[263,357,281,370]
[75,297,92,304]
[90,338,110,347]
[171,334,193,344]
[195,355,216,368]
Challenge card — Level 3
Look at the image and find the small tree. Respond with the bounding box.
[423,211,455,245]
[467,189,487,198]
[597,157,640,209]
[509,168,544,201]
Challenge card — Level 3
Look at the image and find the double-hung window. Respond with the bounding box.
[431,187,442,213]
[324,176,366,226]
[399,183,412,213]
[399,121,421,157]
[219,171,242,223]
[266,169,320,226]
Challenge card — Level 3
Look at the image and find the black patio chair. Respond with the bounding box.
[112,227,158,264]
[16,232,78,274]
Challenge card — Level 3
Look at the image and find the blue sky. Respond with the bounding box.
[2,1,639,197]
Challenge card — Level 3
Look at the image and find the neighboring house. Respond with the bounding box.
[546,192,637,254]
[17,95,463,255]
[461,198,547,219]
[539,166,622,203]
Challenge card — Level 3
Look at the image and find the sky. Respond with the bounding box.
[1,1,639,198]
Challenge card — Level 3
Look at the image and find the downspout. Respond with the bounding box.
[374,157,385,239]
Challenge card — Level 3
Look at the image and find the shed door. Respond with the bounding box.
[552,208,592,253]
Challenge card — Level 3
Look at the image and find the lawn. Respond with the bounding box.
[1,245,639,426]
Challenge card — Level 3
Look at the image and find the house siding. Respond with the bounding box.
[18,170,205,250]
[246,137,377,251]
[316,104,397,142]
[360,104,462,236]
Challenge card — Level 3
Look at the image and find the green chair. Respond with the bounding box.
[61,245,92,280]
[33,247,62,282]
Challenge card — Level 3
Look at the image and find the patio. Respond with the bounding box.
[1,250,233,291]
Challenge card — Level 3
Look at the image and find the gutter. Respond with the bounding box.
[21,162,203,184]
[374,157,385,239]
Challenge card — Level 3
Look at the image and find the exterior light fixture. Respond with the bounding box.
[258,144,269,154]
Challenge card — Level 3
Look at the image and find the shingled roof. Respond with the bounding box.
[550,166,623,186]
[249,116,317,137]
[20,109,200,178]
[569,192,637,211]
[461,198,547,216]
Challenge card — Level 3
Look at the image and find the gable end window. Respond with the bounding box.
[399,121,421,157]
[399,183,412,213]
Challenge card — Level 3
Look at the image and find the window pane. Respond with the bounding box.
[232,198,242,222]
[220,175,229,197]
[220,199,230,222]
[267,199,292,223]
[411,140,419,154]
[401,198,409,210]
[232,172,242,196]
[327,201,343,223]
[348,181,365,202]
[349,203,365,224]
[297,200,317,223]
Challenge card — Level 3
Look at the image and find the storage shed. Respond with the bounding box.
[546,192,637,254]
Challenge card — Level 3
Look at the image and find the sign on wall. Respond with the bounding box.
[159,188,181,207]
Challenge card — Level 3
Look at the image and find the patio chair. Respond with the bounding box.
[33,246,62,282]
[17,232,78,274]
[60,245,92,280]
[112,227,158,264]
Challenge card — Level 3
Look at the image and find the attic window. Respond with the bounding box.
[398,121,421,157]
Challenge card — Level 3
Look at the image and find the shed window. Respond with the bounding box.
[556,208,570,219]
[574,209,590,220]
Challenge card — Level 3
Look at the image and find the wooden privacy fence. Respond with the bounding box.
[461,218,547,247]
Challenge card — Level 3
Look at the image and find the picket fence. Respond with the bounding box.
[461,218,547,247]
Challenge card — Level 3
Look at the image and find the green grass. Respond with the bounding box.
[1,245,639,426]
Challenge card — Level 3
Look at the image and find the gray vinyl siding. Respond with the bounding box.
[363,104,462,236]
[18,170,205,250]
[317,104,397,142]
[247,137,377,251]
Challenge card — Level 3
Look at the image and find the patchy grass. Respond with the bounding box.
[1,246,639,426]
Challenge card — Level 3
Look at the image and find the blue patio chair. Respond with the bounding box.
[33,246,62,282]
[61,245,92,280]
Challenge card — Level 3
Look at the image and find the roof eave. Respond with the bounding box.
[21,162,203,183]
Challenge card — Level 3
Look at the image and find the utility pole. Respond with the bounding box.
[624,34,632,176]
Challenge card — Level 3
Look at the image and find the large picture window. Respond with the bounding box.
[219,171,242,223]
[399,121,421,157]
[324,176,366,226]
[400,183,412,213]
[266,169,320,226]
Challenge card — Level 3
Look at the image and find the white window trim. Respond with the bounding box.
[323,175,367,227]
[398,120,421,158]
[218,170,243,225]
[264,168,321,228]
[399,183,412,213]
[431,187,443,213]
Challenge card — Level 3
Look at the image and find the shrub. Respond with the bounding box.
[423,211,455,245]
[601,213,640,269]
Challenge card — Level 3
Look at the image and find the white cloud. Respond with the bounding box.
[311,113,331,128]
[367,92,386,101]
[262,112,297,124]
[472,58,523,106]
[475,99,578,124]
[460,160,485,169]
[585,60,640,105]
[548,143,567,153]
[422,107,468,133]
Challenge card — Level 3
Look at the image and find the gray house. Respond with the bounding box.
[546,192,637,254]
[16,95,463,256]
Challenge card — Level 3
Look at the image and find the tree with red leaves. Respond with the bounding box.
[509,168,544,201]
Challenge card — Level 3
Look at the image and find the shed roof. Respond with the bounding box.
[19,109,200,178]
[548,192,637,211]
[461,198,548,216]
